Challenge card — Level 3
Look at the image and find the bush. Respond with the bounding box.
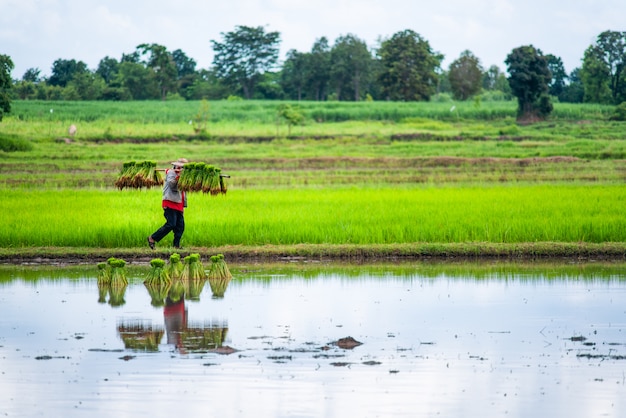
[0,134,34,152]
[609,102,626,121]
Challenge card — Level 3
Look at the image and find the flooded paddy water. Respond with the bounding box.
[1,260,626,418]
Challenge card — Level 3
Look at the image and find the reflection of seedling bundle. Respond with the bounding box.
[144,281,171,307]
[178,162,228,195]
[208,254,232,298]
[117,320,164,352]
[115,160,163,190]
[208,254,232,280]
[144,258,171,286]
[187,277,207,301]
[168,279,185,303]
[108,257,128,287]
[180,321,228,351]
[180,253,206,280]
[166,253,184,279]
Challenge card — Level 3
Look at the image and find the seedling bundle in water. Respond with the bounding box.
[166,253,184,279]
[208,254,232,298]
[115,161,163,190]
[144,258,170,286]
[180,253,206,280]
[108,258,128,287]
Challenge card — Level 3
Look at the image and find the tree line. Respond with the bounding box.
[1,27,626,118]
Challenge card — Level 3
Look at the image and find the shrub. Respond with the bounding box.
[0,134,33,152]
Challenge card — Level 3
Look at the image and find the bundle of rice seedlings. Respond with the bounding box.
[179,255,191,280]
[200,164,216,194]
[144,281,171,307]
[218,170,228,195]
[144,258,171,286]
[187,253,206,280]
[178,162,205,192]
[114,161,138,190]
[97,262,110,285]
[109,258,128,287]
[207,254,232,280]
[177,161,227,195]
[210,166,222,195]
[166,253,184,279]
[115,160,163,190]
[207,254,232,298]
[131,160,163,189]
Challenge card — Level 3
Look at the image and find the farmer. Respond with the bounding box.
[147,158,188,249]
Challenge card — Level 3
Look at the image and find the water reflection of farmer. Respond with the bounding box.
[164,295,187,353]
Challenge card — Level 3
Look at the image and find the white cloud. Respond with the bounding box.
[1,0,624,78]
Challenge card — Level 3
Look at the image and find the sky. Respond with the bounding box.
[1,0,625,80]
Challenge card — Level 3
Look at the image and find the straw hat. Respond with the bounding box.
[171,158,188,168]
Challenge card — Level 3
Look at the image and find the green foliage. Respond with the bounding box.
[211,25,281,99]
[377,29,442,101]
[0,54,14,121]
[505,45,553,121]
[0,134,33,152]
[329,34,373,101]
[448,50,483,101]
[277,103,305,135]
[191,99,210,134]
[609,101,626,121]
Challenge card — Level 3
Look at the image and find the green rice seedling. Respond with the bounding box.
[131,161,163,189]
[144,258,171,286]
[187,253,206,280]
[114,161,138,190]
[166,253,184,279]
[207,254,232,298]
[97,262,110,285]
[179,255,191,280]
[108,258,128,287]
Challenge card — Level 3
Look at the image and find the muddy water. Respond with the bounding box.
[1,262,625,418]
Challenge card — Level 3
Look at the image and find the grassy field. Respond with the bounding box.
[1,99,625,261]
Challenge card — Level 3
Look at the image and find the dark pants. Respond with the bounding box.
[151,208,185,247]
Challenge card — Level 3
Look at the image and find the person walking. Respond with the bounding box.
[147,158,188,249]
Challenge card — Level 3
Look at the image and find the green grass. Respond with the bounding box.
[1,100,625,259]
[3,185,625,248]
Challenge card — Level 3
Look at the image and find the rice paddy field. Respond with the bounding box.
[1,99,625,261]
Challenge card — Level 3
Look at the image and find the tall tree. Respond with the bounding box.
[22,68,41,83]
[0,54,14,121]
[96,56,119,84]
[505,45,553,121]
[137,43,178,100]
[561,68,585,103]
[172,49,197,78]
[48,59,89,87]
[330,34,372,101]
[307,37,331,101]
[581,45,612,103]
[448,50,483,100]
[281,49,310,100]
[211,25,281,99]
[377,29,442,101]
[581,31,626,104]
[116,61,159,100]
[545,54,568,98]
